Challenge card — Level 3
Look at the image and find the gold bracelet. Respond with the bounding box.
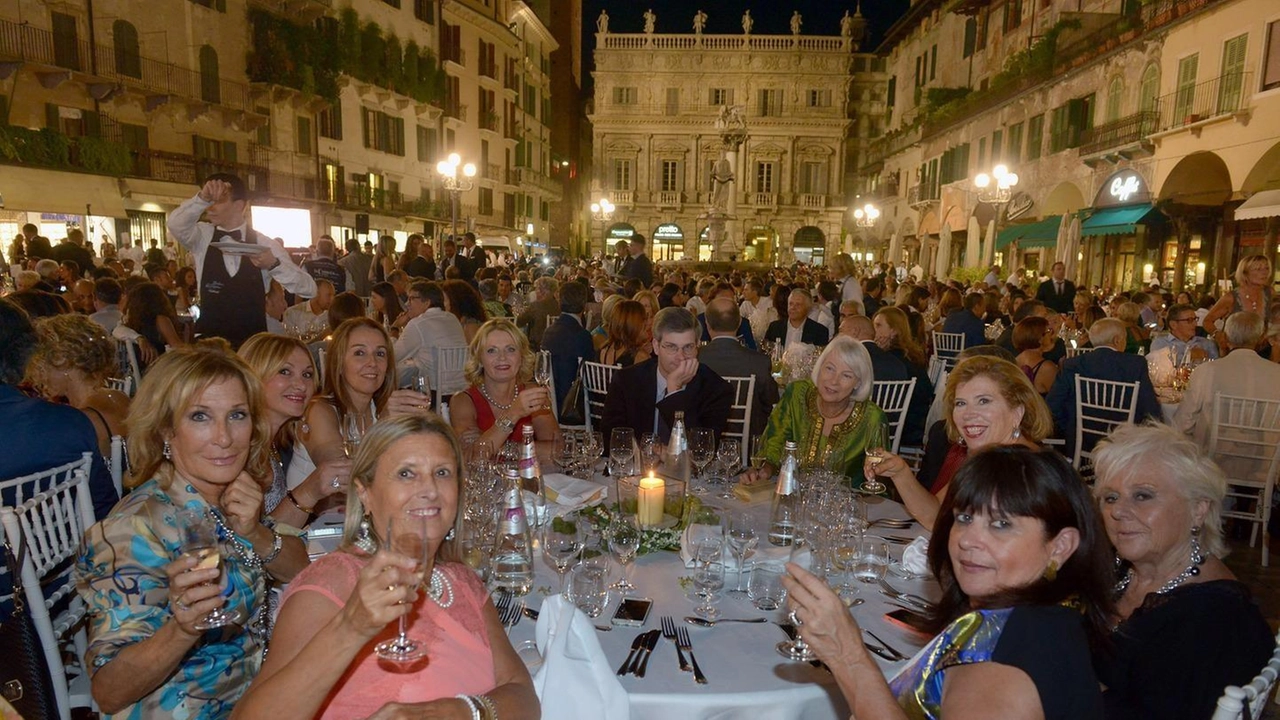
[475,695,497,720]
[286,489,314,514]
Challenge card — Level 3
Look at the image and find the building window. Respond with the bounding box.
[612,159,633,190]
[1265,20,1280,91]
[755,162,775,193]
[51,12,80,71]
[296,116,312,155]
[361,107,405,156]
[1139,63,1160,112]
[929,45,938,81]
[416,125,437,163]
[800,161,827,195]
[319,99,342,140]
[660,160,681,192]
[758,89,782,116]
[710,88,733,106]
[1005,122,1022,163]
[1003,0,1023,32]
[665,88,679,116]
[808,89,831,108]
[380,0,400,6]
[1026,114,1044,160]
[1174,53,1199,123]
[977,137,987,169]
[414,0,435,23]
[112,20,141,78]
[1106,76,1124,123]
[1219,34,1248,112]
[991,129,1003,163]
[612,87,637,105]
[886,76,896,107]
[963,17,977,58]
[199,45,220,104]
[254,107,271,146]
[479,187,494,215]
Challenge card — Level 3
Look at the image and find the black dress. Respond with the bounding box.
[1095,580,1273,720]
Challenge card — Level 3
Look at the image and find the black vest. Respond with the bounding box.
[195,232,267,349]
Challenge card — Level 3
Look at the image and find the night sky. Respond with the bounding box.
[581,0,910,92]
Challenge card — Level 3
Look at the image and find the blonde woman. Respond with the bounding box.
[448,317,555,446]
[1203,254,1272,346]
[29,314,129,460]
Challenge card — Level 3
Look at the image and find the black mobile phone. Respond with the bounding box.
[611,597,654,627]
[884,607,932,637]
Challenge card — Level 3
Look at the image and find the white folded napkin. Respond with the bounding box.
[900,536,931,577]
[543,473,608,509]
[533,595,630,720]
[677,523,796,570]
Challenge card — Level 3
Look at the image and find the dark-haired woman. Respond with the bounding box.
[785,446,1111,720]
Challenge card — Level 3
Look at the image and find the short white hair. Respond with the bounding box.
[1224,311,1264,348]
[1088,317,1126,349]
[810,335,874,402]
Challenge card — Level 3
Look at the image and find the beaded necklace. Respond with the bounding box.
[479,382,520,411]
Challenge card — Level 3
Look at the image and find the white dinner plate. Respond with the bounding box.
[211,241,265,256]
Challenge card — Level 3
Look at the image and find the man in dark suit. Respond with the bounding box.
[698,283,758,350]
[612,239,631,276]
[941,291,987,349]
[462,232,487,281]
[622,233,654,287]
[515,276,560,350]
[49,228,94,280]
[541,280,596,412]
[698,298,778,439]
[1035,261,1076,314]
[1046,317,1161,457]
[439,237,471,280]
[602,307,732,451]
[764,288,830,349]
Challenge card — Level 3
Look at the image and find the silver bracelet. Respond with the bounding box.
[260,530,284,565]
[455,694,481,720]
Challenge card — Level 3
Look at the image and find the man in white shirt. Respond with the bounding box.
[983,264,1000,288]
[88,277,123,333]
[685,278,714,317]
[283,279,334,332]
[1175,311,1280,447]
[808,290,836,338]
[394,280,466,391]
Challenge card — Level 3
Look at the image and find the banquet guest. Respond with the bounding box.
[542,281,597,412]
[167,174,316,348]
[841,314,909,384]
[784,446,1110,720]
[231,415,539,720]
[394,280,467,389]
[1013,316,1059,395]
[601,307,732,451]
[1175,311,1280,446]
[1035,261,1077,314]
[872,355,1051,529]
[940,292,987,349]
[700,297,779,440]
[370,281,405,330]
[442,279,488,343]
[515,276,559,349]
[76,343,307,717]
[1092,423,1273,720]
[740,336,885,488]
[449,318,555,446]
[622,233,654,287]
[870,307,933,446]
[598,299,653,367]
[291,319,431,490]
[591,294,623,350]
[265,280,288,335]
[89,277,123,333]
[1203,255,1272,346]
[1149,303,1218,362]
[698,283,759,349]
[338,238,373,297]
[479,278,510,318]
[29,314,130,461]
[0,300,117,520]
[238,333,350,529]
[1115,302,1148,353]
[119,281,185,365]
[326,292,367,333]
[764,288,830,349]
[282,279,333,333]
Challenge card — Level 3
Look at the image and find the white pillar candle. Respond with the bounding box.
[637,473,665,527]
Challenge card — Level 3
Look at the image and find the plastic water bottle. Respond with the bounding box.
[491,468,534,596]
[768,441,800,546]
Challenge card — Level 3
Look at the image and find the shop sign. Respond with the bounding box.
[654,223,683,240]
[607,223,636,239]
[1093,169,1151,208]
[41,213,81,222]
[1006,192,1034,220]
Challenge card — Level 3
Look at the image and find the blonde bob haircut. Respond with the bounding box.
[342,413,464,564]
[238,332,316,447]
[323,318,397,419]
[126,340,272,490]
[942,355,1053,445]
[1235,254,1272,287]
[1092,422,1227,558]
[464,317,534,386]
[810,335,874,403]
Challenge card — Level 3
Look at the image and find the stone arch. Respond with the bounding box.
[1241,140,1280,194]
[1043,181,1087,216]
[1158,151,1233,206]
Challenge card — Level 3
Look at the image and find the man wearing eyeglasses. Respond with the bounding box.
[601,307,732,452]
[1150,303,1218,362]
[394,280,466,388]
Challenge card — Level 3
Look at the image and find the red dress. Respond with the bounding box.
[465,385,535,443]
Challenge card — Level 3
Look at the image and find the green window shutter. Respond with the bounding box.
[1218,34,1247,112]
[1174,54,1199,123]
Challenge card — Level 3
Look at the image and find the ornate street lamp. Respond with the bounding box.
[973,164,1019,204]
[852,202,880,228]
[590,197,615,255]
[436,152,477,243]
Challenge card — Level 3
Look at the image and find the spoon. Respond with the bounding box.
[684,616,769,627]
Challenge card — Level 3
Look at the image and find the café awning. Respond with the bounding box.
[1235,189,1280,221]
[1080,203,1157,236]
[996,215,1062,251]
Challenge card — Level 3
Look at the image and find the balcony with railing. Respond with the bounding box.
[1151,71,1252,134]
[799,194,828,209]
[1078,111,1158,160]
[908,184,939,206]
[443,47,465,70]
[610,190,634,207]
[444,103,468,121]
[657,191,683,209]
[753,192,778,208]
[479,109,499,132]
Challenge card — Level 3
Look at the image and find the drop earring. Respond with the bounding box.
[163,440,172,460]
[355,515,378,554]
[445,528,455,541]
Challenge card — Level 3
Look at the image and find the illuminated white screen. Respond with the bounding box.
[251,206,312,248]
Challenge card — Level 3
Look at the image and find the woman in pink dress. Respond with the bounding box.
[232,415,538,720]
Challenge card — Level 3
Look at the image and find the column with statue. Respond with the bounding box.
[708,105,748,260]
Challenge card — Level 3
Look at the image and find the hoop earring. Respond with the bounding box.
[163,440,172,460]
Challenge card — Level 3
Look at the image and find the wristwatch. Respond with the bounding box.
[496,416,516,433]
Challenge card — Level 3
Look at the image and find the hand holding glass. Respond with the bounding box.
[176,509,242,630]
[374,510,430,663]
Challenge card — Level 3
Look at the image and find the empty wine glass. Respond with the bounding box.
[688,428,715,494]
[862,423,889,495]
[715,438,742,500]
[778,541,818,662]
[853,537,891,585]
[726,511,758,593]
[692,556,725,620]
[639,432,661,473]
[542,517,584,594]
[607,519,641,592]
[176,509,243,630]
[577,431,603,475]
[609,427,636,477]
[374,509,429,663]
[552,430,578,475]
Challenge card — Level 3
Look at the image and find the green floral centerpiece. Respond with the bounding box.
[553,496,719,556]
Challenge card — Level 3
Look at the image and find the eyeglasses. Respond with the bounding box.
[407,295,425,303]
[1169,316,1196,324]
[659,342,698,355]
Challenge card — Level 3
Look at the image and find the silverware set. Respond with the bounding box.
[617,629,661,677]
[864,629,909,661]
[878,580,936,612]
[867,517,915,530]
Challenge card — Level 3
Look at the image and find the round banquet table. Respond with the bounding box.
[505,476,941,720]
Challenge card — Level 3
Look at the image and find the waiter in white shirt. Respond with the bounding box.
[167,173,316,348]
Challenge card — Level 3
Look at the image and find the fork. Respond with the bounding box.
[868,517,915,529]
[660,616,691,672]
[878,580,935,611]
[674,626,708,684]
[498,600,524,629]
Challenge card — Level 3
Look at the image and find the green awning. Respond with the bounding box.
[1081,203,1156,236]
[996,215,1062,251]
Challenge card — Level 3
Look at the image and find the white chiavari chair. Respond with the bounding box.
[581,361,620,432]
[720,376,757,467]
[1072,377,1140,475]
[431,345,471,410]
[871,378,918,455]
[1211,629,1280,720]
[1208,394,1280,568]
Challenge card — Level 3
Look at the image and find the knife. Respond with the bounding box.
[635,629,661,678]
[618,631,647,676]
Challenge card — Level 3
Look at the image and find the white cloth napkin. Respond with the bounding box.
[533,595,630,720]
[543,473,608,509]
[677,523,795,570]
[900,536,931,577]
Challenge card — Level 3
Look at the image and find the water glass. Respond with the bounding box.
[607,520,641,592]
[639,432,661,473]
[542,521,584,594]
[567,562,608,618]
[692,559,726,620]
[726,511,757,592]
[747,564,787,611]
[715,438,742,500]
[853,537,891,584]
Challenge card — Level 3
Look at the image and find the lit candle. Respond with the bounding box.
[637,473,665,527]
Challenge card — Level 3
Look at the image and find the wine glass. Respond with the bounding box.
[715,438,742,500]
[342,412,365,458]
[374,509,429,663]
[609,427,636,477]
[534,350,553,408]
[577,431,603,475]
[692,556,726,620]
[726,511,758,594]
[853,537,891,585]
[542,517,584,594]
[639,432,661,473]
[688,428,715,494]
[862,423,889,495]
[607,519,641,592]
[551,431,578,476]
[778,541,818,662]
[749,434,771,480]
[175,509,243,630]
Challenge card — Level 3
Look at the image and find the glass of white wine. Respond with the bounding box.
[534,350,553,408]
[176,509,243,630]
[375,509,430,663]
[342,412,365,458]
[862,423,889,495]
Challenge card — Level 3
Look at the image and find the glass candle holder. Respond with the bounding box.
[615,471,687,530]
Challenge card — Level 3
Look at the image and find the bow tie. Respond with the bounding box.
[215,229,243,243]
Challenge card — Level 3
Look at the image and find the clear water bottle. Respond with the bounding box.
[518,425,542,494]
[768,441,800,546]
[491,468,534,596]
[663,410,691,484]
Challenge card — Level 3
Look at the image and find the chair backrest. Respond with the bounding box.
[927,355,950,391]
[0,453,95,516]
[720,376,756,467]
[104,375,133,397]
[117,338,142,393]
[871,378,917,454]
[1065,345,1096,359]
[1072,376,1140,471]
[1211,631,1280,720]
[109,435,125,497]
[581,361,620,432]
[431,345,471,407]
[932,331,966,361]
[1207,394,1280,489]
[316,346,327,388]
[1,457,98,720]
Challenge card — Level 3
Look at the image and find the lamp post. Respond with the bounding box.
[589,197,615,257]
[973,164,1019,267]
[436,152,476,246]
[853,202,879,264]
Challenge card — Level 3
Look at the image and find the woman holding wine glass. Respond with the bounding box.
[449,318,556,447]
[77,342,307,717]
[233,414,539,720]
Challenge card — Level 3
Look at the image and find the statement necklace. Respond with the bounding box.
[1114,533,1206,598]
[479,382,519,411]
[427,567,455,608]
